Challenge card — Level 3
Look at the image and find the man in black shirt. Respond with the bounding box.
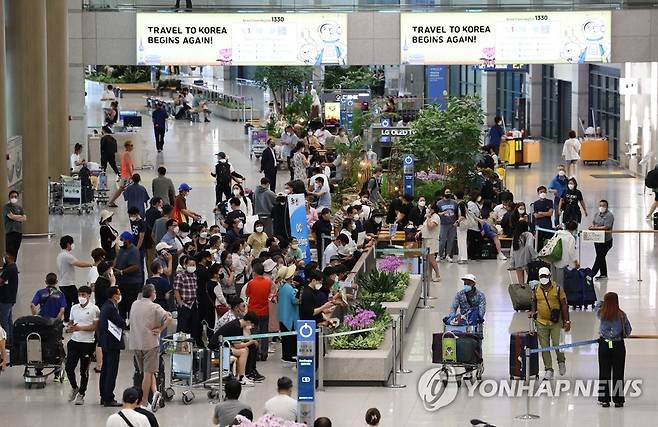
[364,209,385,240]
[0,252,19,347]
[385,194,413,227]
[299,270,334,324]
[224,198,247,230]
[195,251,214,338]
[99,126,119,176]
[210,312,263,385]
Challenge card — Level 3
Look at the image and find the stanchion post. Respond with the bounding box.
[638,233,642,282]
[217,335,224,403]
[515,346,539,420]
[318,327,325,391]
[396,309,412,374]
[425,248,437,301]
[385,316,405,388]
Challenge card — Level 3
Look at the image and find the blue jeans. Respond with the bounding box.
[0,303,13,346]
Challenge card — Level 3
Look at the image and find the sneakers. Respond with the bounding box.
[247,371,265,382]
[150,391,162,413]
[558,362,566,376]
[445,256,454,263]
[543,369,554,381]
[68,388,79,402]
[239,376,255,387]
[103,400,123,407]
[595,275,608,280]
[74,394,85,406]
[497,253,507,261]
[599,401,611,408]
[614,403,624,408]
[281,358,296,364]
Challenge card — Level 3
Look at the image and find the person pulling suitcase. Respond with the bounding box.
[528,267,571,381]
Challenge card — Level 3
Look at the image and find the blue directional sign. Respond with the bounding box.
[403,154,415,197]
[296,320,316,425]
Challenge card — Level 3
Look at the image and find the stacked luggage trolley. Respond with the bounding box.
[431,320,484,386]
[48,171,109,215]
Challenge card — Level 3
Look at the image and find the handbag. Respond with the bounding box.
[539,286,562,323]
[537,234,562,263]
[458,207,478,231]
[215,304,229,317]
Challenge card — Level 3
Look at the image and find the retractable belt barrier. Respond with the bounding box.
[220,327,377,342]
[528,339,598,354]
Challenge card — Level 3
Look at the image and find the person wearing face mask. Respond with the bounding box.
[212,152,245,206]
[528,267,570,380]
[253,178,276,235]
[98,286,127,407]
[99,210,119,262]
[312,208,333,268]
[224,197,247,231]
[300,269,334,328]
[339,219,359,256]
[589,200,614,280]
[467,191,483,219]
[282,125,300,180]
[291,141,310,182]
[436,189,458,262]
[276,265,299,364]
[247,220,268,256]
[408,197,427,228]
[449,274,486,320]
[173,256,203,346]
[418,203,441,282]
[245,262,275,362]
[386,194,413,228]
[129,283,172,412]
[143,197,163,270]
[65,286,100,406]
[558,178,587,226]
[502,202,528,237]
[532,186,554,250]
[261,138,279,192]
[309,176,331,210]
[113,232,142,320]
[232,184,254,217]
[57,235,95,322]
[332,197,351,238]
[287,238,304,262]
[225,218,245,247]
[3,190,27,259]
[484,116,504,156]
[548,166,569,227]
[364,209,385,241]
[173,183,202,224]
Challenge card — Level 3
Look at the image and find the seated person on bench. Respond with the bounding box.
[192,91,211,123]
[478,213,507,261]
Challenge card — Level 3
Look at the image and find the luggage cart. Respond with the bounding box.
[162,333,218,405]
[432,324,484,387]
[95,172,109,206]
[22,332,63,389]
[61,178,93,215]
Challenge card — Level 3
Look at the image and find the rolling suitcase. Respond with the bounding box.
[479,240,498,260]
[507,270,532,311]
[563,267,597,310]
[11,316,65,366]
[509,320,539,380]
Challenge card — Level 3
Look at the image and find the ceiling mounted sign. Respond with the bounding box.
[401,11,611,65]
[136,13,347,66]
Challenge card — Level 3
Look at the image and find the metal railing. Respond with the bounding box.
[85,0,658,12]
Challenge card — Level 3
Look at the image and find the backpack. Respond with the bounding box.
[215,161,231,186]
[645,168,658,189]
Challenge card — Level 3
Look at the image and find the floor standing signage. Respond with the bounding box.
[296,320,316,425]
[288,193,312,263]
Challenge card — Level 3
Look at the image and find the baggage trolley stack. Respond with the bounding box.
[162,333,220,405]
[94,172,110,206]
[431,323,484,386]
[52,177,95,215]
[10,316,65,389]
[48,180,64,215]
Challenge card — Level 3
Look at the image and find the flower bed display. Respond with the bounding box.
[357,270,410,317]
[329,309,391,350]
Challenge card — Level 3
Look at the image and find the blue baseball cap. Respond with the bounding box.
[120,231,133,241]
[179,183,192,192]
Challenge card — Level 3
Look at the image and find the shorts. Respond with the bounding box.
[566,159,578,165]
[423,238,439,255]
[482,223,497,240]
[134,347,160,374]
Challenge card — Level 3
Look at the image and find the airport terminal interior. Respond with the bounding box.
[2,1,658,427]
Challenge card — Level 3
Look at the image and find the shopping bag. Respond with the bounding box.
[537,234,562,263]
[442,332,457,362]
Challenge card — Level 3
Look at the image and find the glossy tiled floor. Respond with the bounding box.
[1,86,658,426]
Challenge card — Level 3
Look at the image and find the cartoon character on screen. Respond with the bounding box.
[480,47,496,68]
[314,21,346,66]
[216,48,233,66]
[560,42,581,63]
[578,19,609,63]
[298,44,318,65]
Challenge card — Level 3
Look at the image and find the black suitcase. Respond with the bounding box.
[526,260,550,283]
[467,229,483,260]
[563,267,597,309]
[509,330,539,379]
[479,240,498,260]
[11,316,65,366]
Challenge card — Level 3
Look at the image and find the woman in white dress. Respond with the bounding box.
[562,130,581,177]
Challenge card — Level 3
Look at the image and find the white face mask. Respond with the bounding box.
[237,222,244,230]
[157,207,163,212]
[255,226,264,233]
[129,216,138,221]
[352,215,359,221]
[568,184,575,190]
[599,206,607,213]
[9,198,18,204]
[315,283,323,290]
[518,208,526,214]
[284,189,291,195]
[350,224,356,231]
[173,226,180,234]
[558,170,566,177]
[219,158,227,163]
[374,217,383,224]
[418,201,426,208]
[361,198,368,203]
[538,192,547,199]
[233,189,241,196]
[186,266,196,274]
[539,277,550,285]
[78,297,88,306]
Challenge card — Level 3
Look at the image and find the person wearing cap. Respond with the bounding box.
[174,183,201,223]
[100,210,119,262]
[152,102,168,152]
[264,376,298,421]
[449,274,486,320]
[107,140,135,208]
[276,265,299,363]
[528,267,570,381]
[152,167,176,207]
[105,387,150,427]
[246,261,275,361]
[113,231,142,319]
[152,242,174,277]
[211,152,245,206]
